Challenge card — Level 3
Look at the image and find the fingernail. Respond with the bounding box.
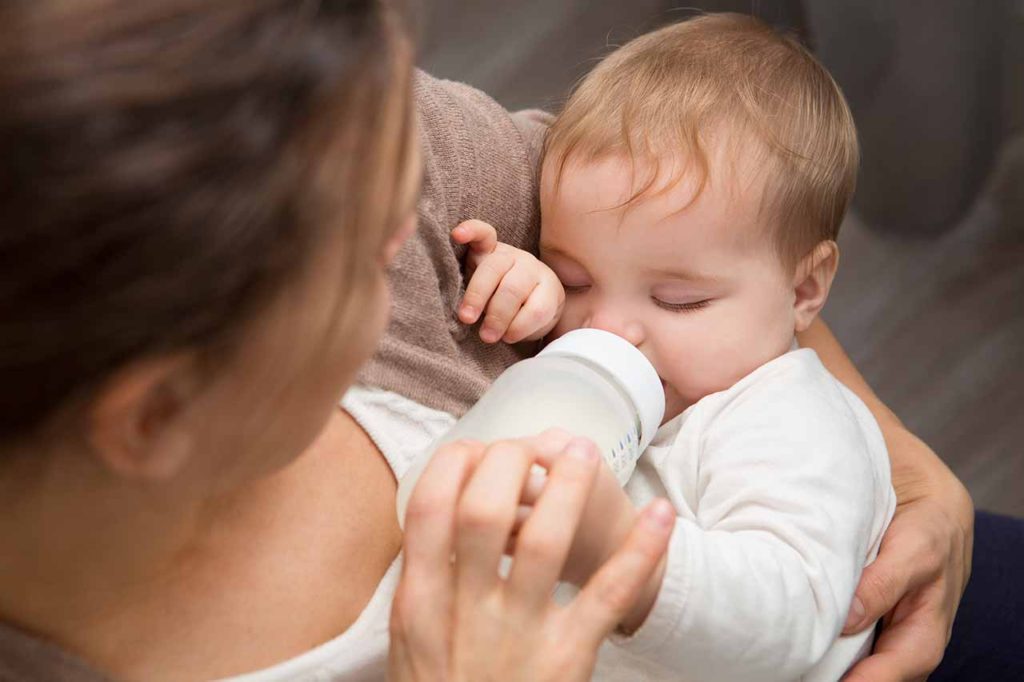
[480,327,499,343]
[459,304,476,320]
[844,596,865,631]
[643,500,674,529]
[567,439,598,462]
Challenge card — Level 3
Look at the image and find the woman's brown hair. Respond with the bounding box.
[0,0,414,441]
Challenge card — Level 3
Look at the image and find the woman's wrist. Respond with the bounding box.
[885,424,971,507]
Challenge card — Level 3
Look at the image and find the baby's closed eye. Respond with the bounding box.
[651,297,712,313]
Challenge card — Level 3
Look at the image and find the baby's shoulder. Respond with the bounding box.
[693,349,880,444]
[672,350,892,504]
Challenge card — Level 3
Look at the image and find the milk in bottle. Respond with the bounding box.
[396,328,664,524]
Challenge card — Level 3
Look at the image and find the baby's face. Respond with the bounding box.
[540,154,798,421]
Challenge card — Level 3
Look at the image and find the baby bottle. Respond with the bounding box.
[396,328,665,525]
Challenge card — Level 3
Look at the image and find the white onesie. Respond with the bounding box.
[590,346,896,681]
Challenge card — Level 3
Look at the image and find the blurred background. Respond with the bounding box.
[417,1,1024,515]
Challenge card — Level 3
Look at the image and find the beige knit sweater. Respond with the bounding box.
[357,71,551,417]
[0,72,548,682]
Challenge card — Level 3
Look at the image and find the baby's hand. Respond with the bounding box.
[452,220,564,344]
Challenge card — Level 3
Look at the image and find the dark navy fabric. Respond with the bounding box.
[930,511,1024,681]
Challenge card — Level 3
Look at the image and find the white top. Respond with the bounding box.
[223,348,894,682]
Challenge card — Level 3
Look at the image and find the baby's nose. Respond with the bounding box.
[585,310,645,347]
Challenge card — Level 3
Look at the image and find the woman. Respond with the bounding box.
[0,2,670,680]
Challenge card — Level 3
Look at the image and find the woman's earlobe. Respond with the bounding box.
[792,241,840,333]
[85,354,200,480]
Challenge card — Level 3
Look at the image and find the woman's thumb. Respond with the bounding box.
[843,554,909,634]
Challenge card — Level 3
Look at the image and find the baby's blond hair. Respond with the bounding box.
[544,13,859,267]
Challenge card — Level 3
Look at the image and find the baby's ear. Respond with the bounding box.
[792,241,839,333]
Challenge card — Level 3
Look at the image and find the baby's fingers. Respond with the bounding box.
[504,272,565,343]
[452,219,498,256]
[479,261,538,344]
[459,250,515,325]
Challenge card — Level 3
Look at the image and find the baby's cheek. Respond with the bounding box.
[659,344,731,406]
[550,301,586,339]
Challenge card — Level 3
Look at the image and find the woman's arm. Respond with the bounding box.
[798,318,975,681]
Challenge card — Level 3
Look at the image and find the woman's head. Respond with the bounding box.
[0,0,418,484]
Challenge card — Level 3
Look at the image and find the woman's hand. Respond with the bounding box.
[389,432,675,682]
[842,426,974,682]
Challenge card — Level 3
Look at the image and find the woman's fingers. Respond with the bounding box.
[518,428,574,509]
[842,583,950,682]
[843,510,945,634]
[394,432,663,682]
[567,499,675,648]
[392,440,485,674]
[524,428,576,457]
[455,440,538,596]
[844,426,973,680]
[842,497,969,680]
[401,440,485,585]
[506,438,600,607]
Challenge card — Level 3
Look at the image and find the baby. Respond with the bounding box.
[452,13,895,682]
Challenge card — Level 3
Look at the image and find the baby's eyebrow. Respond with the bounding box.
[644,265,722,284]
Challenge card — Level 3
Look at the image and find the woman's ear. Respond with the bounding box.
[85,353,202,480]
[792,241,839,333]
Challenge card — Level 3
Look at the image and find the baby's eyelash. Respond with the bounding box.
[563,285,591,294]
[653,298,710,313]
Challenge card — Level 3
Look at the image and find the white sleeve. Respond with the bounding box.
[615,372,887,681]
[341,385,456,480]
